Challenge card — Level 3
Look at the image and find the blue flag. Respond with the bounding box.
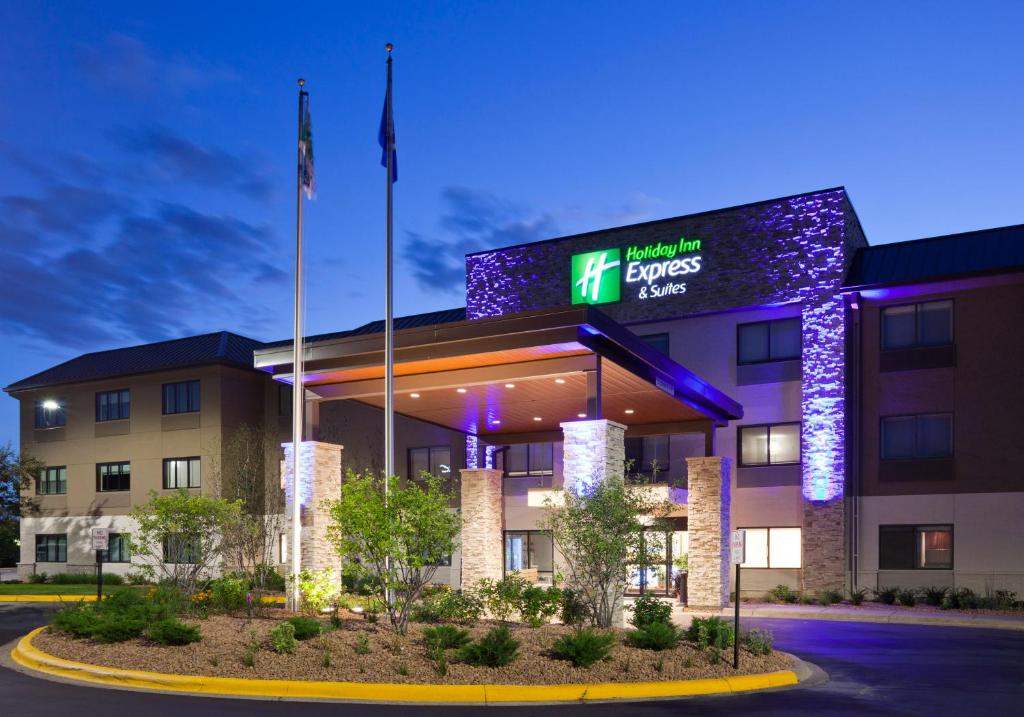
[300,92,315,199]
[378,93,397,183]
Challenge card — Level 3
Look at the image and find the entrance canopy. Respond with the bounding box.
[253,306,742,436]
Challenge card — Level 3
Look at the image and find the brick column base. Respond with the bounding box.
[802,498,845,595]
[686,456,731,609]
[460,468,504,591]
[282,441,343,585]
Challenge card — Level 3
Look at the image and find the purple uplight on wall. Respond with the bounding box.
[465,434,479,470]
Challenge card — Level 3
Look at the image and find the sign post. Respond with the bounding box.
[91,528,109,602]
[730,529,746,670]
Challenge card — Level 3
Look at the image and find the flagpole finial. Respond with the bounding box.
[298,78,305,87]
[385,42,393,53]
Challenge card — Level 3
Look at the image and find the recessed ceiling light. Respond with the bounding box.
[410,393,420,399]
[533,416,542,422]
[456,388,467,394]
[577,413,587,418]
[504,383,515,389]
[554,378,566,384]
[624,409,635,415]
[492,419,501,425]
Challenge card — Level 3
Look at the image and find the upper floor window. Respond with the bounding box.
[37,466,67,495]
[102,532,131,563]
[506,442,554,477]
[626,435,670,476]
[96,462,131,492]
[881,300,953,350]
[638,333,670,355]
[162,380,200,415]
[408,446,452,479]
[34,400,66,428]
[163,457,201,489]
[737,318,801,365]
[96,389,130,422]
[739,423,801,466]
[35,534,67,562]
[879,524,953,570]
[881,413,953,459]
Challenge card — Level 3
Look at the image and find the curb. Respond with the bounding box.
[0,595,287,605]
[680,608,1024,632]
[10,627,801,704]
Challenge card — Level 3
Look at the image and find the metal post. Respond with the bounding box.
[290,80,307,612]
[96,549,103,602]
[383,43,395,612]
[733,562,741,670]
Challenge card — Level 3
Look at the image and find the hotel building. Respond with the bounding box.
[8,188,1023,604]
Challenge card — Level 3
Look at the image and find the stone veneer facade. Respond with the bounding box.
[282,441,343,582]
[459,468,504,590]
[685,457,731,608]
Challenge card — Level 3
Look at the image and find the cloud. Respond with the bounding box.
[403,187,557,296]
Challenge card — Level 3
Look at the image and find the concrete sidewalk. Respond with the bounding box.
[669,601,1024,631]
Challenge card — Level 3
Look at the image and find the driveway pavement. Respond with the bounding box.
[2,604,1022,715]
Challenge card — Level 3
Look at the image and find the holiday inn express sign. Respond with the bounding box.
[571,237,704,305]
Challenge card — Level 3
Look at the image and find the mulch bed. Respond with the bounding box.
[35,612,792,685]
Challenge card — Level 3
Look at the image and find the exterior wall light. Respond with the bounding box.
[42,399,61,410]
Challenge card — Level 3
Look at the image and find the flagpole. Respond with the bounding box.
[383,42,395,613]
[290,78,307,613]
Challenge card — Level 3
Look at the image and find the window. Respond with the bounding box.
[102,533,131,563]
[277,383,292,416]
[626,435,670,476]
[34,400,66,428]
[37,466,67,495]
[163,535,200,564]
[737,318,801,364]
[162,380,200,415]
[881,414,953,459]
[95,389,130,422]
[279,533,288,563]
[879,525,953,569]
[881,300,953,350]
[638,333,670,355]
[504,531,554,574]
[505,443,554,477]
[739,527,802,568]
[35,534,67,562]
[96,462,130,492]
[408,446,452,479]
[163,457,201,489]
[738,423,800,466]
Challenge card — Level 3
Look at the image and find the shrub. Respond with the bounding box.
[799,593,816,605]
[457,625,520,667]
[520,585,562,627]
[286,616,322,641]
[476,574,530,623]
[897,588,918,607]
[767,584,798,604]
[942,587,979,610]
[146,618,201,645]
[874,586,900,605]
[354,632,370,655]
[686,616,734,650]
[125,571,151,586]
[423,625,471,651]
[28,572,48,584]
[50,572,125,585]
[411,586,484,625]
[92,612,147,643]
[271,622,297,654]
[921,586,948,606]
[743,628,774,655]
[626,621,681,651]
[848,588,869,605]
[560,588,592,630]
[819,589,843,606]
[341,562,380,596]
[52,604,101,638]
[291,568,339,615]
[994,590,1019,610]
[208,575,248,612]
[552,629,617,667]
[628,593,673,629]
[254,565,286,592]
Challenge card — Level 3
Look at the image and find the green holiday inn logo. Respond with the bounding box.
[571,248,621,305]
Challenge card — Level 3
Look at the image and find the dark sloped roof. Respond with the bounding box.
[845,224,1024,288]
[260,307,467,349]
[5,331,264,393]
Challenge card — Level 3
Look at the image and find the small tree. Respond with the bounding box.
[325,470,460,635]
[129,490,242,597]
[0,444,44,566]
[540,477,666,628]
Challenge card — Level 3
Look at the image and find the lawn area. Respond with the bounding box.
[0,583,136,596]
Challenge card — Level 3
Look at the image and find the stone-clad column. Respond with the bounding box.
[282,441,343,584]
[686,456,731,609]
[459,468,504,591]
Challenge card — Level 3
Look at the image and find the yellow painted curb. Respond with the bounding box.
[0,595,98,602]
[11,627,799,704]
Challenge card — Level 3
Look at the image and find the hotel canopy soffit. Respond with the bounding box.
[254,305,743,436]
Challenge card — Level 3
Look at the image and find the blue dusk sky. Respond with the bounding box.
[0,1,1022,446]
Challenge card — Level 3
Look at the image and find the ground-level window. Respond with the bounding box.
[625,435,670,477]
[163,457,201,489]
[881,414,953,459]
[163,535,200,564]
[505,443,554,477]
[408,446,452,479]
[96,462,130,492]
[737,317,801,364]
[35,534,67,562]
[504,531,553,576]
[37,466,67,495]
[95,389,130,422]
[881,299,953,350]
[102,533,131,563]
[739,527,802,568]
[879,525,953,570]
[738,423,801,466]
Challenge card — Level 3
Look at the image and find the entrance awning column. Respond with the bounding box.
[282,441,343,584]
[459,468,504,591]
